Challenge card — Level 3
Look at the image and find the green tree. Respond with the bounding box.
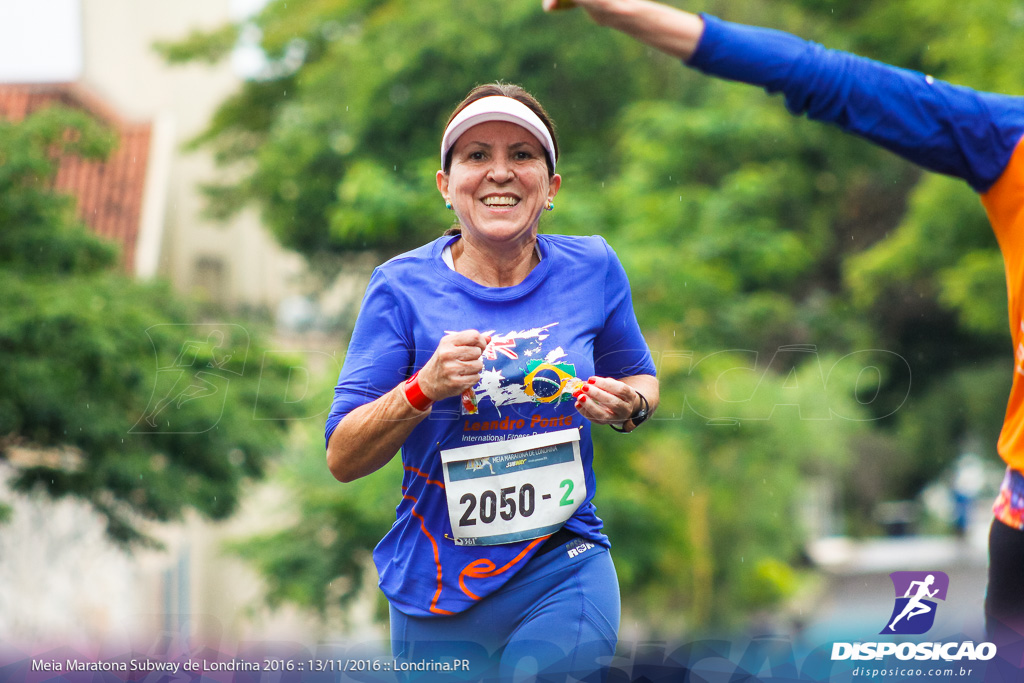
[155,0,682,260]
[812,0,1019,485]
[159,0,1017,631]
[0,107,309,545]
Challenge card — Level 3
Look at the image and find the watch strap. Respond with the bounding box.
[609,391,649,433]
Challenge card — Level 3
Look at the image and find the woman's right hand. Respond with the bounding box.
[417,330,491,401]
[328,330,489,483]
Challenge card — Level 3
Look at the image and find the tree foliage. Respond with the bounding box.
[0,107,308,545]
[162,0,1017,630]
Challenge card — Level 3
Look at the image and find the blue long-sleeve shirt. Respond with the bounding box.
[326,234,655,615]
[689,14,1024,192]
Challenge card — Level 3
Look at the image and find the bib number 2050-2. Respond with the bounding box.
[441,429,585,546]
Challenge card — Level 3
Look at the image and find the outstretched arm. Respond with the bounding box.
[545,0,1024,193]
[544,0,704,60]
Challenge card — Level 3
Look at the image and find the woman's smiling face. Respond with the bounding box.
[437,120,561,248]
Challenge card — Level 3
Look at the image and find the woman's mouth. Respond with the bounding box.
[481,195,520,208]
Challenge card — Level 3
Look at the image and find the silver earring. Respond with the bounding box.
[546,201,554,211]
[445,200,453,210]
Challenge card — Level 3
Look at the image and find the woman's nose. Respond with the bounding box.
[486,159,515,182]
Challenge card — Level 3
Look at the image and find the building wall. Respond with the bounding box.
[0,3,374,650]
[78,0,307,311]
[0,463,339,649]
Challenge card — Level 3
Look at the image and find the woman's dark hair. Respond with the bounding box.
[441,82,559,176]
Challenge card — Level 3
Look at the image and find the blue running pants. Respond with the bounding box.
[390,540,619,683]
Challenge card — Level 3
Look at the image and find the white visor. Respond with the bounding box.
[440,95,556,172]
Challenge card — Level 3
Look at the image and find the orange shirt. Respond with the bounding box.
[982,137,1024,470]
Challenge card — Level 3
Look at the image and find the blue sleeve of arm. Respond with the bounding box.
[593,239,657,379]
[324,269,413,449]
[688,14,1024,192]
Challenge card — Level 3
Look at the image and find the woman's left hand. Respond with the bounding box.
[573,376,639,425]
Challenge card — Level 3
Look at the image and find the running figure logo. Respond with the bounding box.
[881,571,949,635]
[466,458,495,475]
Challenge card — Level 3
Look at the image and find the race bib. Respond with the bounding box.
[440,428,585,546]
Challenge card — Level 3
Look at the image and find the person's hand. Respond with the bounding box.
[543,0,612,13]
[573,376,639,425]
[541,0,702,60]
[418,330,490,401]
[541,0,634,35]
[542,0,612,17]
[542,0,623,17]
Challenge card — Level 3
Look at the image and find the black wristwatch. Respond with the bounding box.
[610,391,650,433]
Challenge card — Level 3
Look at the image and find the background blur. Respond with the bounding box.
[0,0,1017,657]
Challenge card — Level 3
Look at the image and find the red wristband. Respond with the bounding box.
[404,370,433,411]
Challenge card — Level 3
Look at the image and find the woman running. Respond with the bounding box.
[326,82,658,680]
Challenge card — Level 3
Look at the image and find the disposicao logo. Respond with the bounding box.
[831,570,997,663]
[881,571,949,635]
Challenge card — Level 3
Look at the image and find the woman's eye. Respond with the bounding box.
[515,151,533,160]
[468,151,486,160]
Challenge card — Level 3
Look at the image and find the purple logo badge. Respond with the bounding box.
[881,571,949,635]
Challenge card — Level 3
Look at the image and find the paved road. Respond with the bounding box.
[802,520,989,642]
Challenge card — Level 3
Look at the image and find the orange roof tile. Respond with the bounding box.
[0,83,152,272]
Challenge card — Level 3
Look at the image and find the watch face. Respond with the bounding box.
[631,394,650,426]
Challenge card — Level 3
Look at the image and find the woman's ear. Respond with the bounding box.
[436,170,450,202]
[547,173,562,202]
